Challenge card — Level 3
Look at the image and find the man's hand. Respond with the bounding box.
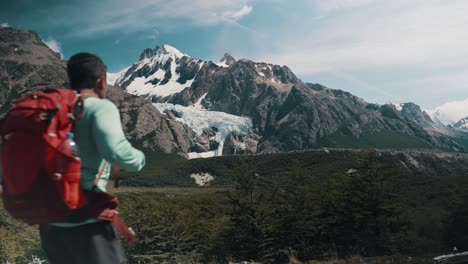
[0,184,3,195]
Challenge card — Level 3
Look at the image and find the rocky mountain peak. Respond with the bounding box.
[116,44,202,99]
[219,53,236,67]
[0,27,43,44]
[276,65,299,84]
[160,44,186,57]
[400,102,434,126]
[139,48,155,60]
[138,44,188,61]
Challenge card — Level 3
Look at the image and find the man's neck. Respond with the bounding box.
[80,88,99,98]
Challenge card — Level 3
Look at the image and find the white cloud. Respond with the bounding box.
[144,28,161,40]
[315,0,376,11]
[427,98,468,125]
[0,22,10,27]
[57,0,254,36]
[43,38,63,58]
[248,0,468,107]
[224,5,253,20]
[262,0,468,74]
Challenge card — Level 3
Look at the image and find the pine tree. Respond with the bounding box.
[225,156,265,261]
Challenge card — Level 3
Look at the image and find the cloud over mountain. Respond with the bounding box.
[43,38,63,58]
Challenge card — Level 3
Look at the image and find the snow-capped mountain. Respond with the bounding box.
[107,67,129,86]
[449,117,468,130]
[110,44,467,155]
[111,46,260,158]
[114,45,205,99]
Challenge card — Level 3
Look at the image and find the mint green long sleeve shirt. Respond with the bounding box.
[76,97,145,192]
[52,96,145,227]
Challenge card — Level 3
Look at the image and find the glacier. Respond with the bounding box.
[153,102,253,159]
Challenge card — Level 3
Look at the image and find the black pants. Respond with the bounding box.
[40,221,128,264]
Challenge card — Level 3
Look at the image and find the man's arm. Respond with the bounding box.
[92,100,145,171]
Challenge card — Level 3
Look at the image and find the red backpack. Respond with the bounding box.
[0,88,136,245]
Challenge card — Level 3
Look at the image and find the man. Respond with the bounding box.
[39,53,146,264]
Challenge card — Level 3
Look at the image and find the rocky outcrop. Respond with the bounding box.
[222,132,259,155]
[106,85,195,155]
[0,27,68,116]
[219,53,236,67]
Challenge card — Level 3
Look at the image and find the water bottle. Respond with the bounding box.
[55,132,81,207]
[58,132,80,159]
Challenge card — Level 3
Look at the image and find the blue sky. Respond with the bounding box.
[1,0,468,113]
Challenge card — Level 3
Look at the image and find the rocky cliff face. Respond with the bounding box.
[105,85,196,155]
[0,27,68,116]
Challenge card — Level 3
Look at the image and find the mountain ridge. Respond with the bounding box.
[113,44,467,155]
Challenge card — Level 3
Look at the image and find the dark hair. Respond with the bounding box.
[67,53,107,91]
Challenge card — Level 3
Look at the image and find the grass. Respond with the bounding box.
[317,130,435,150]
[107,181,231,196]
[304,255,434,264]
[118,147,468,191]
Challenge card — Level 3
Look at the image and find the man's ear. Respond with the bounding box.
[98,77,106,89]
[95,77,107,98]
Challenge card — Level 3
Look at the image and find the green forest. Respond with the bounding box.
[1,150,468,263]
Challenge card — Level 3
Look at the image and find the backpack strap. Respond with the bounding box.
[97,208,137,246]
[81,190,137,246]
[92,161,108,192]
[112,167,120,188]
[112,214,137,246]
[84,161,137,246]
[75,95,85,120]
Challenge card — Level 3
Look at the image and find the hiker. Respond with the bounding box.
[39,53,145,264]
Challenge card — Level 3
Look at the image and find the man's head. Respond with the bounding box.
[67,53,107,98]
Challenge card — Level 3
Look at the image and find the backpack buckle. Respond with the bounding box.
[67,113,76,120]
[53,173,62,181]
[4,133,13,140]
[39,113,52,120]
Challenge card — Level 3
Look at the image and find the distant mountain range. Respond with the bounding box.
[1,27,468,158]
[449,117,468,130]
